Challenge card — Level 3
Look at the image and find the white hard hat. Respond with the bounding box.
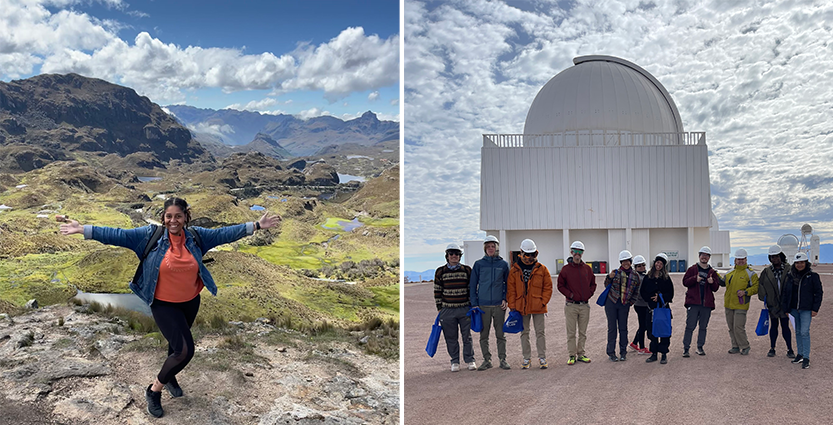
[698,246,712,255]
[633,255,646,265]
[795,252,808,262]
[618,250,633,262]
[484,235,499,245]
[570,241,585,250]
[768,245,782,256]
[520,239,537,253]
[735,248,748,259]
[655,253,669,264]
[446,243,462,252]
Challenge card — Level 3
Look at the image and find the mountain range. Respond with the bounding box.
[165,105,399,157]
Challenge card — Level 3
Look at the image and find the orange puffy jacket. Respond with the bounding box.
[507,261,553,315]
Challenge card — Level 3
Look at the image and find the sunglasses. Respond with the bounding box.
[571,249,584,255]
[636,264,646,267]
[522,251,538,258]
[447,251,461,256]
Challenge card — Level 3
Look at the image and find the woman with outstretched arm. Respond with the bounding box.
[60,197,280,418]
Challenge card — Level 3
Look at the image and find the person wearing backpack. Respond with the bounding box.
[60,197,279,418]
[781,252,823,369]
[640,253,674,364]
[757,245,794,358]
[721,249,759,355]
[469,235,511,370]
[507,239,553,370]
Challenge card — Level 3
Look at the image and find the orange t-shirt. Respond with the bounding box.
[154,231,203,302]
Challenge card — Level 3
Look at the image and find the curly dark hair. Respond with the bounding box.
[160,197,191,226]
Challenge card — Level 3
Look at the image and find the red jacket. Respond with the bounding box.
[557,261,597,302]
[507,261,553,315]
[682,264,721,309]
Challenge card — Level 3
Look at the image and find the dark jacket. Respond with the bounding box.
[682,263,721,309]
[556,261,596,302]
[469,255,509,307]
[781,265,823,313]
[640,274,675,310]
[758,264,788,318]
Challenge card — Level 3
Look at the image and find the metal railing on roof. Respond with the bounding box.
[483,131,706,148]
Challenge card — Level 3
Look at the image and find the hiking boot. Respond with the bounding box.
[696,347,706,356]
[522,359,531,369]
[164,376,183,398]
[539,358,548,369]
[477,360,492,371]
[787,350,796,359]
[791,355,804,364]
[682,350,690,358]
[767,348,776,357]
[727,347,740,354]
[499,359,511,370]
[645,355,658,363]
[567,356,576,365]
[740,347,750,355]
[608,355,619,362]
[802,358,810,369]
[660,354,668,364]
[145,385,164,418]
[451,363,460,372]
[467,361,477,371]
[629,342,640,352]
[619,353,627,362]
[577,355,591,363]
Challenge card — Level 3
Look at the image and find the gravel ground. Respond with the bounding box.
[404,265,833,424]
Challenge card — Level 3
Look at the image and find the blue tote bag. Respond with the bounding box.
[467,307,484,332]
[652,293,672,338]
[503,310,523,334]
[596,284,612,306]
[755,297,770,336]
[425,311,442,357]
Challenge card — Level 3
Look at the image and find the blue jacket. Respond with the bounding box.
[84,223,255,305]
[469,255,509,307]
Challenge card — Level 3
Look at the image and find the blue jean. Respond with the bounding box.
[791,309,813,359]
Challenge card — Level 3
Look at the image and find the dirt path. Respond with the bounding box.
[404,266,833,424]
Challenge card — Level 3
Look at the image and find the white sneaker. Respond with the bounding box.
[451,363,460,372]
[467,362,477,370]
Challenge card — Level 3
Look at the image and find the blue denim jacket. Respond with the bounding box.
[83,223,255,305]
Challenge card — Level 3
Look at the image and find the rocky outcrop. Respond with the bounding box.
[0,305,399,425]
[0,74,213,173]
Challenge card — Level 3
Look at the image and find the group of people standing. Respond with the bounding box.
[433,238,823,372]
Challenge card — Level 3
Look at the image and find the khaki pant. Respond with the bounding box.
[479,305,506,362]
[565,302,590,357]
[521,313,546,360]
[725,308,749,350]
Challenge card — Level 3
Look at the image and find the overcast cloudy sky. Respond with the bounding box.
[0,0,399,121]
[404,0,833,272]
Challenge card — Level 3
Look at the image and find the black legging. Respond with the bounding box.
[769,311,793,351]
[150,295,200,384]
[632,305,650,348]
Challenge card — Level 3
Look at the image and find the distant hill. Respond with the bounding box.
[166,105,399,157]
[200,132,292,159]
[404,269,436,282]
[742,243,833,265]
[0,74,211,173]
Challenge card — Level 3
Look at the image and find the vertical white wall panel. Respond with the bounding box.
[571,229,609,263]
[631,229,651,261]
[608,229,627,266]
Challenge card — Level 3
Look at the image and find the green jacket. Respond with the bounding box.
[757,264,787,318]
[722,265,759,310]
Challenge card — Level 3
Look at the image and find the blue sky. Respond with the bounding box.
[404,0,833,272]
[1,0,400,121]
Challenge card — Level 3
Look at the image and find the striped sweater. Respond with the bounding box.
[434,264,472,311]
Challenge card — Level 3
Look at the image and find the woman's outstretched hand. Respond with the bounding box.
[258,212,281,230]
[59,219,83,235]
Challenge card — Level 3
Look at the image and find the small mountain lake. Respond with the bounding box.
[250,205,266,211]
[321,217,364,232]
[337,173,366,183]
[73,290,151,316]
[137,176,162,182]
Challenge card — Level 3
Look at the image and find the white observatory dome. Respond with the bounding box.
[523,56,684,137]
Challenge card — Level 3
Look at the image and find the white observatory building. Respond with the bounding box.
[479,55,731,272]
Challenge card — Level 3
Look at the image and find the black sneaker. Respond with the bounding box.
[645,355,658,363]
[791,354,804,364]
[619,353,627,362]
[696,347,706,356]
[682,350,690,358]
[802,358,810,369]
[164,376,184,398]
[145,385,164,418]
[727,347,740,354]
[608,355,619,362]
[767,348,776,357]
[787,350,796,359]
[660,354,668,364]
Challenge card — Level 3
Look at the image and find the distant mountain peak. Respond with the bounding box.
[359,111,377,120]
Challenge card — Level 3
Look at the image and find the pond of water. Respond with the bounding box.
[337,173,366,183]
[250,205,265,211]
[137,176,162,182]
[73,290,151,316]
[346,155,374,160]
